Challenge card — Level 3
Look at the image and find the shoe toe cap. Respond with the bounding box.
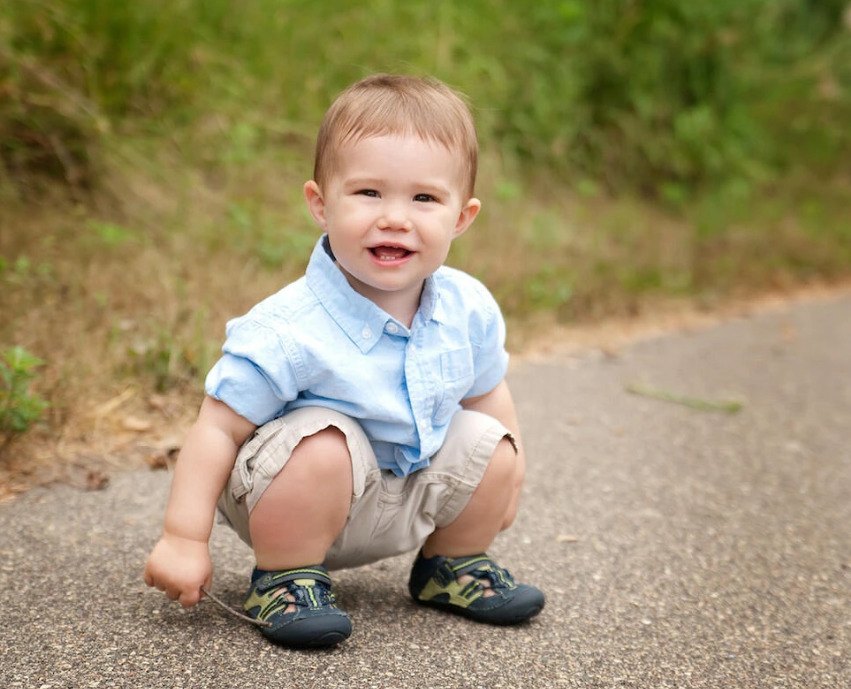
[264,611,353,648]
[474,584,546,625]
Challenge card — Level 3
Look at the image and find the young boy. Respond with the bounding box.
[143,74,545,648]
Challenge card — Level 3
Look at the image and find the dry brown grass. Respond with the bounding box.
[0,162,311,498]
[2,157,850,500]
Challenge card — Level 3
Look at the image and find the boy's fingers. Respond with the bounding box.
[178,588,201,608]
[142,561,160,589]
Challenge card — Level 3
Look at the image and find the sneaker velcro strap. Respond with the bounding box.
[447,555,493,578]
[253,566,332,595]
[447,555,517,590]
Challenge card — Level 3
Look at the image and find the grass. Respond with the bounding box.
[0,0,849,471]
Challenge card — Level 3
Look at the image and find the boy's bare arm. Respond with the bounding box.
[144,395,257,607]
[461,379,527,523]
[461,379,521,436]
[461,379,525,457]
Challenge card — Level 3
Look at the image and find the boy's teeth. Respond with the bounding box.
[374,246,408,260]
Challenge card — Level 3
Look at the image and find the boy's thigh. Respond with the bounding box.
[216,406,514,570]
[326,409,514,570]
[216,406,375,548]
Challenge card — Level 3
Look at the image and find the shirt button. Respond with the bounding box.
[361,326,372,339]
[386,322,398,334]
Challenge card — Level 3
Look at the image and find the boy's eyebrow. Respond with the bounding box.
[342,176,453,195]
[341,176,384,188]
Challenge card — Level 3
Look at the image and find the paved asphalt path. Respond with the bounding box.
[2,294,849,689]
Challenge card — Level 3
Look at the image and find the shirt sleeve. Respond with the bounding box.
[465,283,510,399]
[204,319,301,426]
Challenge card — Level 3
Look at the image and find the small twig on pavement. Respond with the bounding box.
[625,382,744,414]
[201,586,272,628]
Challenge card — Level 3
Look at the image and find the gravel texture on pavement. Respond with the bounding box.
[1,294,848,688]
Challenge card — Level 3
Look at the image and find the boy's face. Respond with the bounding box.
[304,134,480,321]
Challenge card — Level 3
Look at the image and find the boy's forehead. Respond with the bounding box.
[331,133,467,180]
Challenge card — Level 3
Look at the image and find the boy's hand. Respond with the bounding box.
[144,533,213,608]
[142,396,257,608]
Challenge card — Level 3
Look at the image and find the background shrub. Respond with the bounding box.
[1,0,848,198]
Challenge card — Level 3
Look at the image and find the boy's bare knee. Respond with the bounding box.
[498,437,525,532]
[490,436,516,475]
[253,426,353,516]
[288,426,352,480]
[480,436,515,495]
[249,425,353,569]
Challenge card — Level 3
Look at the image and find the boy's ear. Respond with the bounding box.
[304,180,326,228]
[453,197,482,238]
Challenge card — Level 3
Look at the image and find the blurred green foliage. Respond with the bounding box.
[1,0,848,198]
[0,346,48,456]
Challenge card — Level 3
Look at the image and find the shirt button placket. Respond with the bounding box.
[406,331,430,450]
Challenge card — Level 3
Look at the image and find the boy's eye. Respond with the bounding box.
[413,193,436,203]
[356,189,379,197]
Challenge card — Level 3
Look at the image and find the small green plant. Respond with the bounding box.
[0,346,49,456]
[87,220,141,248]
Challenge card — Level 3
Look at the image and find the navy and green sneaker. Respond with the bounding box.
[243,565,351,648]
[408,551,545,625]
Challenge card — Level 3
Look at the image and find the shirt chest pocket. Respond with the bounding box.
[431,347,475,426]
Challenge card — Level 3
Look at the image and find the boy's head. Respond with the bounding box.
[313,74,479,200]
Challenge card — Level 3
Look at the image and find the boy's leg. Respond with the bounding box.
[408,413,544,625]
[241,427,354,647]
[216,408,373,648]
[421,435,521,558]
[249,426,353,570]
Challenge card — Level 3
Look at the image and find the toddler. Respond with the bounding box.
[143,74,545,648]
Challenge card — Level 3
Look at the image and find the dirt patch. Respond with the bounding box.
[0,391,194,504]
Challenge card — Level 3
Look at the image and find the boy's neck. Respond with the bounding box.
[367,283,424,329]
[337,266,424,328]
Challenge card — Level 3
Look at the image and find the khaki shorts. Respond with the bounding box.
[217,406,514,570]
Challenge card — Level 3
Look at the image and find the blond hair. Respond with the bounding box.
[313,74,479,198]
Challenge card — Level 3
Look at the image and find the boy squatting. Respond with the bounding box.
[143,74,546,648]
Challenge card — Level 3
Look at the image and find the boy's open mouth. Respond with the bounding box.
[370,246,412,261]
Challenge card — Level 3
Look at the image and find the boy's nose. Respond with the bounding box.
[377,201,413,231]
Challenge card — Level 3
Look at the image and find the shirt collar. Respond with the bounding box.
[306,235,441,352]
[418,273,445,324]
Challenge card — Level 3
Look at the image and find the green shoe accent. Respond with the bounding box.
[244,565,351,648]
[408,551,545,625]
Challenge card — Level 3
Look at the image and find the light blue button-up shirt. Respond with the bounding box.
[205,235,509,476]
